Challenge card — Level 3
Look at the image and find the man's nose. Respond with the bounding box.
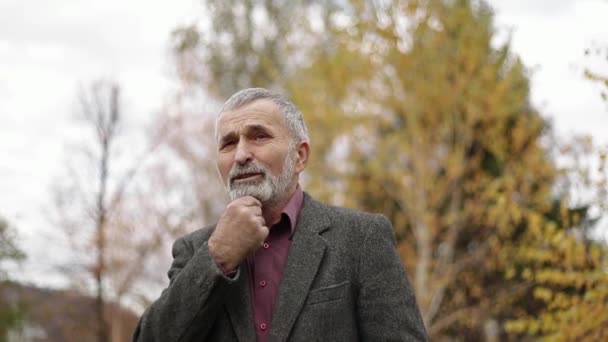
[234,140,253,165]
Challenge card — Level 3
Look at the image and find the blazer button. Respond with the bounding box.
[259,280,267,287]
[260,323,267,331]
[263,242,270,249]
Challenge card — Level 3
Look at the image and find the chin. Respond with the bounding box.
[228,184,273,202]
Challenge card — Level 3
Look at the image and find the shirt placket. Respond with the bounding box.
[251,220,285,340]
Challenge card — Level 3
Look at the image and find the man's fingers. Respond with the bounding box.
[238,196,262,207]
[250,205,263,217]
[255,216,266,228]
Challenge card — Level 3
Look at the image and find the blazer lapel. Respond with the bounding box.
[224,263,256,342]
[269,194,330,342]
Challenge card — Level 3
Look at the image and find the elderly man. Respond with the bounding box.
[133,88,427,341]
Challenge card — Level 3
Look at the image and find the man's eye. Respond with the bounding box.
[255,133,268,140]
[221,141,235,149]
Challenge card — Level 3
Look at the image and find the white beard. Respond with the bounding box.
[226,143,297,206]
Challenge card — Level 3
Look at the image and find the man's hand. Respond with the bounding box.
[208,196,269,273]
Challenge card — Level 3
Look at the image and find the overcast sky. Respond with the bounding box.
[1,0,607,287]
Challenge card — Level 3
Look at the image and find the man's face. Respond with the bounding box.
[216,99,297,205]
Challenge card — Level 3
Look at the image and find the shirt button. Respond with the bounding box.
[263,242,270,249]
[260,323,267,331]
[259,280,267,287]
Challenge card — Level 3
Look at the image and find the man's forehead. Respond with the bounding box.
[216,99,284,131]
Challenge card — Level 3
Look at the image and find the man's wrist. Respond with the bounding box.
[208,239,238,276]
[211,252,238,278]
[215,260,237,276]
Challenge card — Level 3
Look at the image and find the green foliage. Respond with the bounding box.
[173,0,608,339]
[0,218,24,271]
[0,218,25,340]
[0,283,23,342]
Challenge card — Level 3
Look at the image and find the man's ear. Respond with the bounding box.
[294,140,310,173]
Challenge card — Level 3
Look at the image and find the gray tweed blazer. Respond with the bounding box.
[133,192,427,341]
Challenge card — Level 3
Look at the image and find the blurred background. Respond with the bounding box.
[1,0,607,340]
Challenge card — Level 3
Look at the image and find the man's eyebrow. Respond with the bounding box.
[244,124,271,134]
[218,124,272,144]
[219,131,238,144]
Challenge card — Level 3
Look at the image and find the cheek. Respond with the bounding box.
[270,151,290,173]
[217,158,232,181]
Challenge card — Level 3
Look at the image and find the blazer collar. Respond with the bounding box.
[268,192,330,342]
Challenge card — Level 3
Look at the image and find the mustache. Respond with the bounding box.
[228,162,268,181]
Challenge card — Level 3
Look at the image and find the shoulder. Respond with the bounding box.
[327,205,392,238]
[324,204,387,226]
[304,192,393,240]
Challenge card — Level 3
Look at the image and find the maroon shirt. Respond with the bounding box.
[247,187,303,342]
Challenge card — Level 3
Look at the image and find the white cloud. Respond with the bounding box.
[490,0,608,143]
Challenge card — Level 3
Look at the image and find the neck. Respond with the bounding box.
[262,182,297,226]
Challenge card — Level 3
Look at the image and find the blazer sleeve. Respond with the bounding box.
[356,214,428,341]
[132,235,240,342]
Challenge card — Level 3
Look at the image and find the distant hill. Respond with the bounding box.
[1,281,138,342]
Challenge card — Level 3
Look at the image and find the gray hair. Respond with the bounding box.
[218,88,310,143]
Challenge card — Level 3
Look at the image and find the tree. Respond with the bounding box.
[0,216,25,341]
[171,0,608,338]
[584,42,608,107]
[0,217,24,279]
[51,80,192,341]
[502,41,608,341]
[317,1,555,337]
